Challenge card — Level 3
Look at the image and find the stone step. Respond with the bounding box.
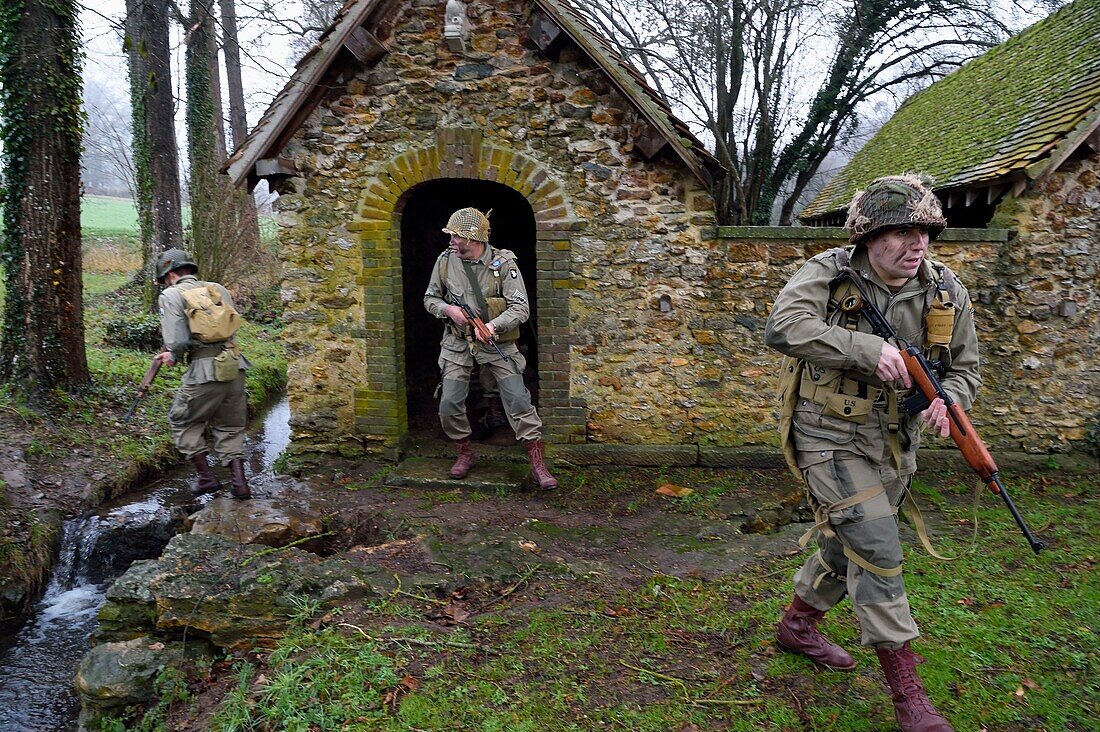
[384,456,531,491]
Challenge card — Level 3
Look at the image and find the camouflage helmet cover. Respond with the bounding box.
[442,207,491,243]
[844,173,947,245]
[155,248,198,282]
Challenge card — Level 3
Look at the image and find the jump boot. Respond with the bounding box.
[189,452,222,496]
[775,595,856,670]
[450,438,476,479]
[876,643,955,732]
[523,439,558,490]
[228,458,251,499]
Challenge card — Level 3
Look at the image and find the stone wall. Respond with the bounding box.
[271,0,1098,462]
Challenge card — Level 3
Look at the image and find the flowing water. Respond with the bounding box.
[0,396,290,731]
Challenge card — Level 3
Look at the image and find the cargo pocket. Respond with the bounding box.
[793,405,857,444]
[822,392,873,424]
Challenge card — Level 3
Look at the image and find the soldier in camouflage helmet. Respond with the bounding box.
[424,207,558,490]
[154,248,252,499]
[763,175,980,732]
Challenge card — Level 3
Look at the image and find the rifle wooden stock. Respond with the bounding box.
[124,358,163,422]
[839,272,1045,554]
[899,349,998,482]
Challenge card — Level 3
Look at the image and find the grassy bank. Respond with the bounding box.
[0,225,286,618]
[111,468,1095,732]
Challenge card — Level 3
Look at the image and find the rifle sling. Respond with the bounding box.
[460,259,489,318]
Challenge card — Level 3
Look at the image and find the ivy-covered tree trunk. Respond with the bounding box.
[185,0,231,284]
[0,0,89,391]
[126,0,183,311]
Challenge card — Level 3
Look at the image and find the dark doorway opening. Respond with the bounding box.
[400,179,539,438]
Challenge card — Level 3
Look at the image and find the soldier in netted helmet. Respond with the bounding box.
[762,174,980,732]
[154,248,252,500]
[423,207,558,490]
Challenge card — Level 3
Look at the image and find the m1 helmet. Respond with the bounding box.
[442,207,491,243]
[155,248,198,283]
[844,174,947,245]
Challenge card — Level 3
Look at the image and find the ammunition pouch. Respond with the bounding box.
[486,297,519,342]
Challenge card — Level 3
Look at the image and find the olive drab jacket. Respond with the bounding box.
[423,244,530,365]
[765,246,981,477]
[159,275,251,385]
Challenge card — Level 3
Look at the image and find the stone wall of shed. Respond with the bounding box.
[270,0,1097,462]
[983,151,1100,452]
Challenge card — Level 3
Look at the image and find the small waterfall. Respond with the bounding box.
[0,395,291,731]
[0,516,106,730]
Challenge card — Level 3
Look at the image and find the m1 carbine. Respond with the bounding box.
[447,292,520,374]
[123,358,163,423]
[836,272,1045,554]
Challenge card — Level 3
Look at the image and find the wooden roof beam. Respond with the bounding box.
[634,123,668,159]
[342,26,388,66]
[527,8,565,54]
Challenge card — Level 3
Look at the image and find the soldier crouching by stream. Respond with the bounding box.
[153,248,252,499]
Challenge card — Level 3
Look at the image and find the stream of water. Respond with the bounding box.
[0,396,290,731]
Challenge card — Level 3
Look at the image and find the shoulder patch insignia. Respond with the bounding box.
[510,269,518,278]
[490,257,503,270]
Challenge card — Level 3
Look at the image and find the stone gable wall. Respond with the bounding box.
[271,0,1097,462]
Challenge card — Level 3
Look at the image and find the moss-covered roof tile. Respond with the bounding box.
[801,0,1100,221]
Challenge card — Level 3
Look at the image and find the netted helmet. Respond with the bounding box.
[155,248,198,283]
[845,174,947,245]
[442,207,491,243]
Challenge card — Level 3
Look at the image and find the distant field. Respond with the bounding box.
[82,194,142,236]
[80,194,276,241]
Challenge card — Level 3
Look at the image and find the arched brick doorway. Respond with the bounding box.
[351,128,585,454]
[399,179,539,438]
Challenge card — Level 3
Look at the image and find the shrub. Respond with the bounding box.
[102,314,163,352]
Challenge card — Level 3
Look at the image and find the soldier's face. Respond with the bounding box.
[449,234,483,260]
[866,226,929,287]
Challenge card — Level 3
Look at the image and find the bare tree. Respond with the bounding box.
[0,0,89,391]
[581,0,1017,224]
[83,81,136,198]
[238,0,342,63]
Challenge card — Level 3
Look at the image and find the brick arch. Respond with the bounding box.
[351,128,586,452]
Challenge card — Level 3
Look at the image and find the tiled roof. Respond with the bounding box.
[800,0,1100,221]
[225,0,723,188]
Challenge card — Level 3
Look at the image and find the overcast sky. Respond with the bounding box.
[81,1,303,134]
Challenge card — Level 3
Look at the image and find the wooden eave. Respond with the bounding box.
[223,0,388,189]
[533,0,723,186]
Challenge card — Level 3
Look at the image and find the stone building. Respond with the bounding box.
[227,0,1097,463]
[800,0,1099,457]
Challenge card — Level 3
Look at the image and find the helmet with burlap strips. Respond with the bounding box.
[155,248,198,283]
[844,174,947,245]
[442,207,491,243]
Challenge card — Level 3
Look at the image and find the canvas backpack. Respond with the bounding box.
[180,283,241,343]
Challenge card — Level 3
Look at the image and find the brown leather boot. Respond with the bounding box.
[228,458,251,499]
[523,439,558,490]
[876,643,954,731]
[485,395,508,429]
[776,595,856,670]
[189,452,222,496]
[449,438,476,479]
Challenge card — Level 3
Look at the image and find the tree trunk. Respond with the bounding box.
[219,0,261,253]
[127,0,184,310]
[185,0,232,284]
[0,0,88,391]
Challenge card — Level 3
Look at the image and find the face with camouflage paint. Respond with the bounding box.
[449,234,485,261]
[866,225,929,287]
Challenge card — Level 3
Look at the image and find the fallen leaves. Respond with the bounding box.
[384,675,420,711]
[655,483,694,498]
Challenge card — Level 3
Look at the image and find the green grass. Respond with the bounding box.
[195,472,1097,732]
[81,194,143,236]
